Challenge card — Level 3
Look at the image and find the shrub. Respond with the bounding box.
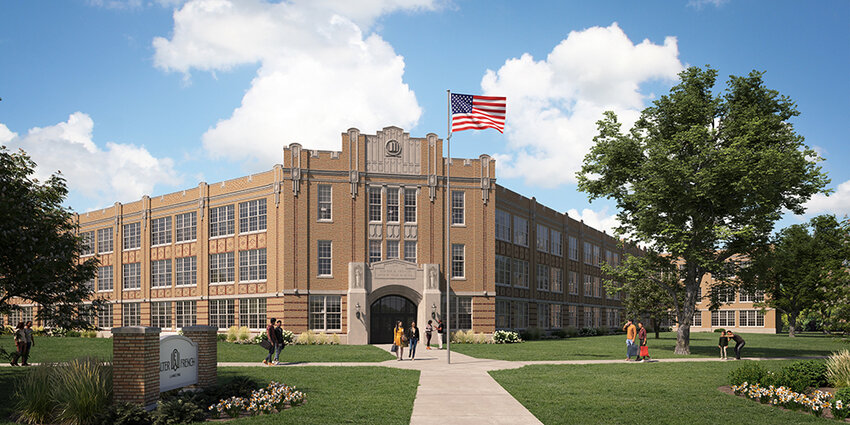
[772,361,828,393]
[82,330,98,338]
[296,330,316,345]
[595,326,609,336]
[253,333,267,344]
[226,326,239,342]
[237,326,251,343]
[95,402,152,425]
[219,376,260,399]
[729,362,767,387]
[578,327,598,337]
[565,326,579,338]
[152,399,206,425]
[493,330,523,344]
[217,333,227,342]
[51,357,113,425]
[14,364,54,424]
[827,349,850,388]
[66,330,82,337]
[551,328,567,339]
[714,328,726,333]
[520,327,543,341]
[832,387,850,420]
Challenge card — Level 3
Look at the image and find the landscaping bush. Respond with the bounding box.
[294,330,341,345]
[66,330,82,337]
[714,328,726,333]
[152,399,206,425]
[578,327,598,337]
[595,326,609,336]
[51,357,113,425]
[729,362,767,387]
[832,386,850,421]
[493,330,522,344]
[82,330,98,338]
[237,326,251,343]
[217,333,227,342]
[219,376,261,399]
[565,326,579,338]
[95,402,152,425]
[14,364,54,424]
[773,361,828,393]
[827,349,850,388]
[226,326,239,342]
[550,328,567,339]
[520,327,543,341]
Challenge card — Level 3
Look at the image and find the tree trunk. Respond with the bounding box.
[788,311,798,337]
[652,317,660,339]
[675,322,691,354]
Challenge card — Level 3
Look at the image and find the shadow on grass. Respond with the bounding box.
[0,367,26,424]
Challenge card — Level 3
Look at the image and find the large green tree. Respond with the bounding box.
[740,215,850,337]
[0,146,100,330]
[577,66,829,354]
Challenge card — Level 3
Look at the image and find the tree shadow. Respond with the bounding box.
[0,368,26,423]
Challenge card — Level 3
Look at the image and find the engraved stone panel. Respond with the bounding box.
[365,127,421,174]
[257,233,266,248]
[371,259,418,280]
[386,224,400,240]
[368,223,382,239]
[404,224,418,240]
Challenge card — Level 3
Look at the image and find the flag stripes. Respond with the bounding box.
[451,93,506,133]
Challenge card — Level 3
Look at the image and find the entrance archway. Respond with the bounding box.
[370,295,417,344]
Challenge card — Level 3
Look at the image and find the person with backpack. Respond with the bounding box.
[272,320,285,365]
[263,317,278,366]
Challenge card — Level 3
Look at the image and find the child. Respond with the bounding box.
[718,330,729,360]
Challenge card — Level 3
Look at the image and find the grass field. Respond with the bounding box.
[451,332,847,361]
[490,360,833,424]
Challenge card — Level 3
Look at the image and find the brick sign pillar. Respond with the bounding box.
[112,326,160,410]
[181,325,218,388]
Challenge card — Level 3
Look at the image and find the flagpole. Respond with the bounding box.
[446,89,452,364]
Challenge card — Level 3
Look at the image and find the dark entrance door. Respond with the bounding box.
[370,295,417,344]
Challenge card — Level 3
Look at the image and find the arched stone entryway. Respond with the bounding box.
[369,295,417,344]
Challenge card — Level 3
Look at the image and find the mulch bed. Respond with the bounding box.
[719,386,847,421]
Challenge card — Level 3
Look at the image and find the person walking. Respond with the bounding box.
[636,321,650,362]
[408,321,420,360]
[728,331,746,360]
[425,320,434,350]
[623,319,637,361]
[22,321,34,366]
[436,319,444,349]
[718,330,729,360]
[393,321,405,360]
[263,317,278,366]
[272,320,285,365]
[10,322,26,366]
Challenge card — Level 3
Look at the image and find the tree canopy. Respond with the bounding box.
[578,66,829,354]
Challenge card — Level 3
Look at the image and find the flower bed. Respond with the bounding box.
[730,382,833,417]
[209,381,306,419]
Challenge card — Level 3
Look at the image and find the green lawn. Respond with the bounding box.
[491,360,832,425]
[451,332,847,361]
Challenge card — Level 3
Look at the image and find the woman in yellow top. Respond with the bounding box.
[393,321,406,361]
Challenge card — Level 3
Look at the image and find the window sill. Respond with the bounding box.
[151,285,171,289]
[123,288,141,291]
[98,251,114,255]
[210,282,234,285]
[239,229,267,236]
[451,277,466,281]
[123,247,141,252]
[451,224,466,228]
[175,284,197,288]
[97,289,113,293]
[151,243,172,248]
[81,253,96,258]
[316,275,334,279]
[175,239,197,244]
[209,235,234,241]
[317,219,333,223]
[239,280,268,284]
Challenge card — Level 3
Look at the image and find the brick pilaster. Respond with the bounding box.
[182,325,217,388]
[112,326,160,410]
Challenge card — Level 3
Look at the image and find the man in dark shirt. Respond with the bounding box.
[264,317,278,365]
[727,331,745,360]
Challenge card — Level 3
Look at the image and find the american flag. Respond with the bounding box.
[451,93,506,133]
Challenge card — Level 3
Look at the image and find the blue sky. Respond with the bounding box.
[1,0,848,234]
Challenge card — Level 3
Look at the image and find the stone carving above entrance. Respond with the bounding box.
[371,259,418,280]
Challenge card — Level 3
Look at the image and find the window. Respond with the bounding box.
[123,303,141,326]
[369,188,382,222]
[711,310,735,327]
[513,259,529,288]
[584,308,593,328]
[568,236,578,261]
[740,310,765,327]
[239,298,267,329]
[318,185,332,220]
[537,224,549,252]
[538,303,550,329]
[495,209,511,242]
[552,230,562,256]
[514,301,529,329]
[151,259,172,288]
[717,287,735,304]
[552,269,563,293]
[739,291,764,303]
[451,244,464,278]
[568,305,577,327]
[693,310,702,327]
[209,252,235,283]
[404,188,417,223]
[209,299,235,329]
[123,222,141,250]
[210,205,235,237]
[537,264,550,291]
[451,191,464,225]
[386,188,399,222]
[97,304,113,328]
[593,245,600,266]
[496,300,510,329]
[175,212,197,242]
[513,216,528,246]
[386,240,399,260]
[605,250,613,266]
[151,217,172,246]
[123,263,141,290]
[449,296,472,330]
[309,295,341,331]
[151,301,172,329]
[97,227,113,254]
[369,240,382,263]
[584,242,593,265]
[176,256,197,286]
[584,275,592,296]
[613,253,620,266]
[404,241,417,262]
[568,271,578,294]
[593,276,602,298]
[551,304,562,329]
[240,248,267,281]
[81,231,95,256]
[176,301,197,328]
[317,242,332,276]
[495,255,511,286]
[239,199,267,233]
[97,265,113,291]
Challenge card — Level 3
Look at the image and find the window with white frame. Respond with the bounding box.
[151,301,172,329]
[369,240,382,263]
[552,268,563,293]
[451,191,465,225]
[123,263,141,290]
[81,231,95,256]
[176,301,197,328]
[209,205,235,237]
[537,224,549,252]
[20,307,34,325]
[386,240,399,260]
[209,299,235,329]
[495,209,511,241]
[495,255,511,286]
[239,298,267,329]
[538,303,549,329]
[309,295,341,331]
[584,242,593,264]
[97,265,113,291]
[568,271,578,294]
[495,300,510,329]
[693,310,702,327]
[537,264,550,291]
[151,259,172,288]
[123,222,141,250]
[239,199,267,233]
[240,248,267,281]
[514,216,528,246]
[404,241,416,262]
[386,188,399,222]
[711,310,735,327]
[97,227,113,254]
[404,188,416,223]
[318,185,332,221]
[123,302,141,326]
[209,252,235,283]
[176,256,197,286]
[451,244,465,278]
[584,275,593,296]
[97,304,113,328]
[552,230,562,256]
[369,188,382,222]
[151,216,172,246]
[739,291,764,303]
[569,236,578,261]
[568,305,577,327]
[175,212,197,242]
[717,287,735,303]
[317,241,332,276]
[740,310,764,327]
[551,304,562,329]
[514,301,529,329]
[593,245,601,266]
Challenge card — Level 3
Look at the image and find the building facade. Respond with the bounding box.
[5,127,637,343]
[687,273,780,334]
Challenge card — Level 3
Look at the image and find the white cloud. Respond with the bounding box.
[152,0,433,162]
[567,207,621,237]
[1,113,181,209]
[481,23,683,188]
[688,0,729,9]
[804,180,850,217]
